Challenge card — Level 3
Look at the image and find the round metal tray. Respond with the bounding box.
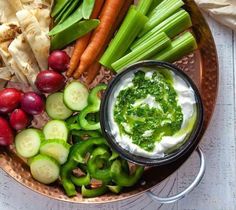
[0,0,218,204]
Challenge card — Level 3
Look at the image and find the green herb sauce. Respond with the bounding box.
[113,70,183,152]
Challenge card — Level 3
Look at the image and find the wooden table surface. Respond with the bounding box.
[0,14,235,210]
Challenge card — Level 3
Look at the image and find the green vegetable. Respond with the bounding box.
[148,0,165,14]
[43,120,69,141]
[107,185,123,194]
[40,139,71,165]
[99,6,148,69]
[61,135,143,197]
[15,129,44,158]
[79,84,107,130]
[131,9,192,50]
[66,115,81,131]
[49,5,83,36]
[140,0,184,36]
[60,157,78,196]
[153,31,197,62]
[54,0,74,24]
[64,81,89,111]
[110,160,144,187]
[81,185,108,198]
[112,32,171,72]
[137,0,153,15]
[51,0,70,17]
[51,19,100,50]
[30,154,60,184]
[71,173,90,186]
[73,137,107,163]
[82,0,96,19]
[46,92,73,120]
[58,0,81,24]
[87,147,111,182]
[71,130,101,143]
[60,138,106,196]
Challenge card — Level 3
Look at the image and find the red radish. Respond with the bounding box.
[10,109,31,131]
[0,117,14,146]
[0,88,22,113]
[21,92,45,115]
[48,50,70,72]
[35,70,66,93]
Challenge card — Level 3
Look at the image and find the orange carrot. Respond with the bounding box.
[73,0,125,79]
[84,62,101,84]
[83,0,134,83]
[66,0,104,77]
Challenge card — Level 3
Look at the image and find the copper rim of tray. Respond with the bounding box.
[0,0,218,204]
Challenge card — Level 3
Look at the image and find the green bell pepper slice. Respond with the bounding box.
[110,160,144,187]
[87,147,112,182]
[81,185,108,198]
[79,84,107,130]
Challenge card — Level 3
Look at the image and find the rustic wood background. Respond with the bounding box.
[0,14,235,210]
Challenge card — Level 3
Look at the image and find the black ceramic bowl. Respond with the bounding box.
[100,61,204,166]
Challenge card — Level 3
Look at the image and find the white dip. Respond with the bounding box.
[108,70,196,158]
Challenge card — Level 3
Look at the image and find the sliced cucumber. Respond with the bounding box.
[40,139,70,165]
[15,129,44,158]
[43,120,69,141]
[46,92,73,120]
[64,81,89,111]
[30,154,60,184]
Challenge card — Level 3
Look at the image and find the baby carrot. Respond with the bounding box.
[73,0,125,79]
[78,0,134,81]
[67,0,104,77]
[84,62,101,84]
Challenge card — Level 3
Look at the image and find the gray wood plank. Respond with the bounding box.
[176,17,236,210]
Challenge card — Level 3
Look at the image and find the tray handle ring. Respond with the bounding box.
[146,147,205,204]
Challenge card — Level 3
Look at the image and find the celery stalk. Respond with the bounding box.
[152,32,197,62]
[131,9,192,50]
[99,6,148,69]
[148,0,165,14]
[139,0,184,36]
[136,0,153,15]
[112,32,171,72]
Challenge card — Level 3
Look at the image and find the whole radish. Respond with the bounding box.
[0,88,22,113]
[10,109,31,131]
[0,117,14,146]
[48,51,70,72]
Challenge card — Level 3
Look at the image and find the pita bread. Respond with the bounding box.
[9,34,40,87]
[0,0,18,24]
[0,67,13,81]
[0,24,28,84]
[16,9,49,70]
[7,0,23,12]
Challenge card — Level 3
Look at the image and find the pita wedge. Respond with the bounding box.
[0,24,28,84]
[9,34,40,87]
[0,0,18,24]
[16,9,49,70]
[7,0,23,12]
[0,67,13,81]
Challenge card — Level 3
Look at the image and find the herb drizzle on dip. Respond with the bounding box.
[109,69,197,158]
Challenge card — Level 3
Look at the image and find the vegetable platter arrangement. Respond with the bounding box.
[0,0,202,200]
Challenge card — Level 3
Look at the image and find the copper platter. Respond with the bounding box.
[0,0,218,204]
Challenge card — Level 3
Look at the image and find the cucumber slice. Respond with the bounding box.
[30,154,60,184]
[40,139,70,164]
[46,92,73,120]
[64,81,89,111]
[43,120,69,141]
[15,129,44,158]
